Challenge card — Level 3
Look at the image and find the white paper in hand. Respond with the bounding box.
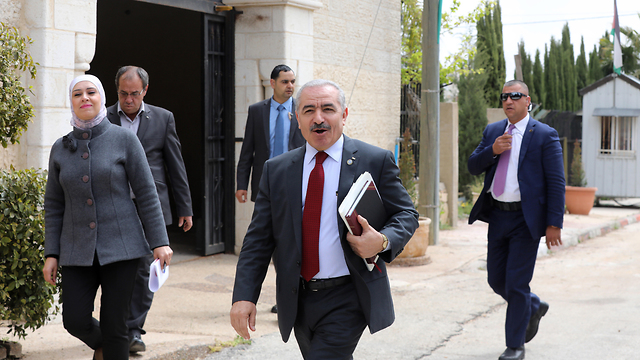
[148,258,169,292]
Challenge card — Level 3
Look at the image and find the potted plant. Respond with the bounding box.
[392,128,431,266]
[565,140,597,215]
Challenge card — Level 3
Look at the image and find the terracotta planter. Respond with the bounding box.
[391,217,431,266]
[565,186,597,215]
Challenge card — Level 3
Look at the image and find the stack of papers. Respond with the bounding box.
[148,258,169,292]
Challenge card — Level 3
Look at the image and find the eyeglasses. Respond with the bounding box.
[118,90,144,98]
[500,92,528,101]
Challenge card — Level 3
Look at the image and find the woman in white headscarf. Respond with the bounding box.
[43,75,172,359]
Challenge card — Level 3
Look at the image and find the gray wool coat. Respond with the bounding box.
[44,119,169,266]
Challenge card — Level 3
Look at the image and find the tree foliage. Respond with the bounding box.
[398,128,417,207]
[476,1,505,108]
[0,23,37,148]
[401,0,493,86]
[0,167,58,339]
[576,37,588,92]
[532,49,545,107]
[569,140,587,187]
[456,55,488,201]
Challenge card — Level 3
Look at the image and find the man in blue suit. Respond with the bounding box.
[468,80,565,360]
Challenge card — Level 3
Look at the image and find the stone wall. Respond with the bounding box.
[0,0,98,171]
[313,0,401,151]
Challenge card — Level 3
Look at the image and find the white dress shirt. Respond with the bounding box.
[490,114,529,202]
[302,135,350,279]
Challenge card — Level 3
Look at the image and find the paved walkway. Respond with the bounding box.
[5,203,640,359]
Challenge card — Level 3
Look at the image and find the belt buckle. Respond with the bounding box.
[308,279,319,292]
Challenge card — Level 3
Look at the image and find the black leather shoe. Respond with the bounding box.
[499,346,525,360]
[525,300,549,343]
[129,335,146,353]
[271,304,278,314]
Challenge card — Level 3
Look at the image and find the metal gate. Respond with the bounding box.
[203,12,235,255]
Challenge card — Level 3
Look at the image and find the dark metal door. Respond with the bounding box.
[203,12,235,255]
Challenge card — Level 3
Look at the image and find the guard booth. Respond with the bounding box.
[579,73,640,198]
[89,0,236,255]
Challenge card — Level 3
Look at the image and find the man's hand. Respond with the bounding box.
[43,257,58,286]
[153,245,173,269]
[492,131,513,155]
[230,300,257,340]
[346,215,385,259]
[235,190,248,203]
[545,226,562,249]
[178,216,193,232]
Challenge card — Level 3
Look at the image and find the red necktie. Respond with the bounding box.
[301,151,328,281]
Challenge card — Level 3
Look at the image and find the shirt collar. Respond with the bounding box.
[117,101,146,119]
[271,96,293,112]
[508,114,529,134]
[304,134,344,165]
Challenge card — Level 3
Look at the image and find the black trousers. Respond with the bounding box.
[61,254,139,360]
[127,253,154,338]
[294,281,367,360]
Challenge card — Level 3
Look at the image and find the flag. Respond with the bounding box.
[612,0,622,74]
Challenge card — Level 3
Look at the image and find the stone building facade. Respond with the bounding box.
[1,0,401,253]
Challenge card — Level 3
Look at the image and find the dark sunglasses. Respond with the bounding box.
[500,92,528,101]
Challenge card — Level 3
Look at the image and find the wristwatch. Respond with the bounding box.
[380,233,389,252]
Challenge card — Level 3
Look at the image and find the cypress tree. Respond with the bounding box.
[575,36,588,108]
[533,49,545,108]
[517,41,535,102]
[457,68,488,201]
[477,1,506,108]
[588,45,602,84]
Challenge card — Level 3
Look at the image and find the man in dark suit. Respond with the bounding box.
[230,79,419,359]
[236,64,305,203]
[468,80,565,360]
[106,66,193,353]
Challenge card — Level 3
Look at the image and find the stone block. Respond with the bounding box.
[29,29,75,69]
[27,107,70,146]
[0,0,21,26]
[31,68,71,108]
[235,33,245,59]
[75,32,96,72]
[27,144,51,170]
[289,34,314,62]
[296,61,314,85]
[277,6,313,35]
[24,0,53,28]
[235,60,259,86]
[54,0,96,34]
[245,33,286,59]
[235,6,273,34]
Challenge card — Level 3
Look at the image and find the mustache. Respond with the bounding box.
[310,123,331,132]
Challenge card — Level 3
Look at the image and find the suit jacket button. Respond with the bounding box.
[87,199,93,206]
[292,287,297,294]
[89,222,96,229]
[296,261,300,267]
[82,133,89,139]
[82,152,89,159]
[82,175,89,182]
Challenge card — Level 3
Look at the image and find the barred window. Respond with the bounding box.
[600,116,635,155]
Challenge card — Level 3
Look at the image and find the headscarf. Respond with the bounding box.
[69,74,107,130]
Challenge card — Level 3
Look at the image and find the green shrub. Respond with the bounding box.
[0,22,38,148]
[0,167,58,339]
[569,140,587,187]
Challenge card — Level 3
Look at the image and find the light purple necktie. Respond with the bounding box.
[493,124,516,197]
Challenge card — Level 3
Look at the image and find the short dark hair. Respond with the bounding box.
[270,64,293,81]
[503,79,529,94]
[115,66,149,90]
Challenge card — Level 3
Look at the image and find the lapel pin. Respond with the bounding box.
[288,112,292,120]
[529,129,533,132]
[347,157,355,165]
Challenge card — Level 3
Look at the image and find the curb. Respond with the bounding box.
[538,212,640,258]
